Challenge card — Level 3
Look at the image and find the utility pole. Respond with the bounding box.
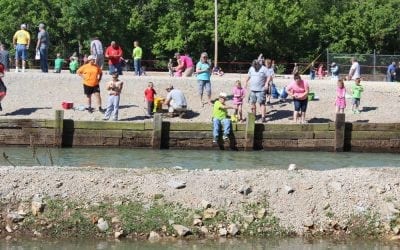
[214,0,218,67]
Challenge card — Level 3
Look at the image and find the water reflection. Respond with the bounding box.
[0,147,399,170]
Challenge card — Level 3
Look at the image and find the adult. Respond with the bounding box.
[0,44,10,71]
[212,92,234,143]
[195,52,212,106]
[286,73,310,124]
[164,84,187,117]
[132,40,142,76]
[105,41,123,75]
[386,61,396,82]
[12,24,30,73]
[0,63,7,111]
[348,57,360,80]
[90,37,104,69]
[309,62,315,80]
[245,59,271,123]
[36,23,49,73]
[292,63,299,75]
[77,55,104,113]
[330,62,340,80]
[395,62,400,82]
[174,53,194,77]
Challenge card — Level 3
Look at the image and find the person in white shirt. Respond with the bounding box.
[348,57,360,80]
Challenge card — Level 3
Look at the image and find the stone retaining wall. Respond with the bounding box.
[0,111,399,152]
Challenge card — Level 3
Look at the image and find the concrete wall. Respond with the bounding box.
[0,111,399,153]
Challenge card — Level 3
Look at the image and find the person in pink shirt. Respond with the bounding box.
[335,79,346,114]
[174,53,194,77]
[232,80,245,122]
[286,73,310,123]
[105,41,123,75]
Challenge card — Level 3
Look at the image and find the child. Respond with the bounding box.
[0,63,7,111]
[69,56,79,74]
[144,82,156,117]
[54,53,64,73]
[167,58,174,77]
[335,79,346,114]
[174,58,183,77]
[104,72,123,121]
[232,80,245,122]
[351,78,364,114]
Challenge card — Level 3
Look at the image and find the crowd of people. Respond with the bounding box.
[0,23,386,143]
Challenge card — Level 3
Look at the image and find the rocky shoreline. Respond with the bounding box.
[1,166,400,241]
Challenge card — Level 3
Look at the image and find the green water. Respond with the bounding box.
[0,147,399,170]
[1,238,400,249]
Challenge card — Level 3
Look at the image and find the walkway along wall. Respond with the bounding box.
[0,111,399,153]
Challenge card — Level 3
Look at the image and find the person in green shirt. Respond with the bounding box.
[351,78,364,114]
[132,41,142,76]
[212,92,234,143]
[69,56,79,74]
[54,53,64,73]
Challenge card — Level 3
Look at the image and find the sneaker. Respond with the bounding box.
[98,107,105,113]
[212,138,217,143]
[86,107,94,113]
[21,68,25,73]
[223,135,229,140]
[356,110,361,114]
[261,117,267,123]
[15,68,18,73]
[102,117,109,121]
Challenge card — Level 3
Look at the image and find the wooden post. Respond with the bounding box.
[54,110,64,147]
[334,113,345,152]
[244,112,255,151]
[152,113,162,149]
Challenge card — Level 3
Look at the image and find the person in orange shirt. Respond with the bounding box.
[77,55,105,113]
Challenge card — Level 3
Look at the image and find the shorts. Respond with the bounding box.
[83,85,100,96]
[293,99,308,112]
[198,80,211,96]
[249,91,266,105]
[15,44,28,60]
[352,98,360,106]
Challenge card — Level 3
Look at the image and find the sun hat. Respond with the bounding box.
[219,92,227,99]
[87,55,96,61]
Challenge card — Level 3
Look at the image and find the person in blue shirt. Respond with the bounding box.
[387,62,396,82]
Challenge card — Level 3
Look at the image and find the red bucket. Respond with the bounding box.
[61,101,74,109]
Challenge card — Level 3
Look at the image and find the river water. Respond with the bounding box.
[1,237,400,249]
[0,147,399,170]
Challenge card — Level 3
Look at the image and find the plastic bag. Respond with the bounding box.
[35,50,40,60]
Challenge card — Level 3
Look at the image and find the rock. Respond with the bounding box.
[172,166,183,170]
[323,203,331,210]
[386,202,400,214]
[328,181,343,191]
[168,219,175,225]
[5,235,12,240]
[200,226,209,234]
[390,235,400,241]
[219,227,228,236]
[55,182,63,188]
[148,231,160,241]
[243,214,255,223]
[304,185,313,190]
[33,230,42,237]
[393,226,400,235]
[31,194,45,216]
[172,224,191,236]
[193,214,202,219]
[111,217,121,224]
[288,164,297,171]
[303,218,314,228]
[376,186,386,194]
[256,208,266,219]
[284,185,295,194]
[239,185,252,195]
[167,180,186,189]
[5,225,13,233]
[201,200,211,209]
[7,212,24,223]
[97,218,109,232]
[203,208,218,219]
[227,223,240,236]
[114,230,124,239]
[193,218,203,226]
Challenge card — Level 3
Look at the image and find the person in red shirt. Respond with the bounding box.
[105,41,123,75]
[144,82,157,117]
[0,63,7,111]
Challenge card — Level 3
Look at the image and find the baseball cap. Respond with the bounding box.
[219,92,227,99]
[87,55,96,61]
[166,84,174,91]
[21,24,27,29]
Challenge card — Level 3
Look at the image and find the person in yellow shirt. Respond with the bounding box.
[132,41,142,76]
[77,55,105,113]
[12,24,30,72]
